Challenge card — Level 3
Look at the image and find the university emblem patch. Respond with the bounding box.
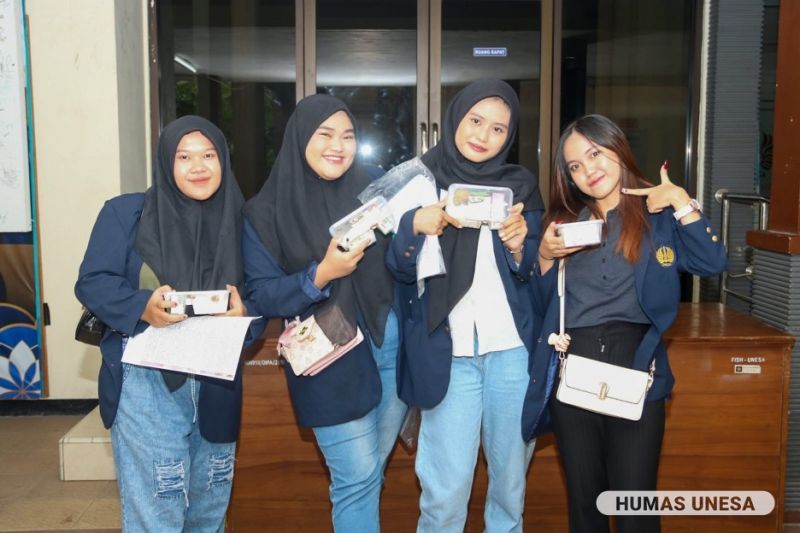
[656,246,675,267]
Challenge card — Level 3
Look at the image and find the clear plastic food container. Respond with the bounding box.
[329,196,395,251]
[164,290,230,316]
[557,219,604,247]
[445,184,513,230]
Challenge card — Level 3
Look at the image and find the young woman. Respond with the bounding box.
[75,115,252,532]
[521,114,727,533]
[386,79,544,533]
[242,94,406,532]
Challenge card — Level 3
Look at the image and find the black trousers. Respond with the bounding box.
[550,321,665,533]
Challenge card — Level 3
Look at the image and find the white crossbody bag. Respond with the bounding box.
[553,260,655,421]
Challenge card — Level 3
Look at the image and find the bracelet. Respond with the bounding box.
[508,243,525,255]
[538,251,555,261]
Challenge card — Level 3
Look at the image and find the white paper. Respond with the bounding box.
[415,188,450,296]
[122,316,259,380]
[417,235,446,296]
[0,0,32,232]
[387,174,439,232]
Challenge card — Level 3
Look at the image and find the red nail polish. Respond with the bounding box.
[663,160,669,170]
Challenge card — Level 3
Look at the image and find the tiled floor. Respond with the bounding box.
[0,415,119,532]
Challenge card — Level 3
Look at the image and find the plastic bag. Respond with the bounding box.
[357,157,437,207]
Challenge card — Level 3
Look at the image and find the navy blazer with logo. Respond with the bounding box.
[386,207,545,409]
[521,210,727,442]
[75,193,260,443]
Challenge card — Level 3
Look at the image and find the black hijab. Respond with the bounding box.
[135,115,245,389]
[243,94,394,346]
[421,79,543,331]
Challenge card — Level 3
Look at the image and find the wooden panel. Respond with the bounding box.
[228,304,792,532]
[664,303,793,342]
[760,0,800,235]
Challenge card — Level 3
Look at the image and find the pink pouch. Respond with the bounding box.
[277,315,363,376]
[303,327,364,376]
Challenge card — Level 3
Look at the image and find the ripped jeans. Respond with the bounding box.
[111,363,235,532]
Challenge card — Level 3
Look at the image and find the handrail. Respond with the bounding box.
[714,189,770,304]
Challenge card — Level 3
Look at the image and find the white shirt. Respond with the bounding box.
[448,226,524,357]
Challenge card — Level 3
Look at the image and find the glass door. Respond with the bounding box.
[157,0,544,187]
[157,0,297,199]
[436,0,542,172]
[310,0,543,174]
[559,0,697,189]
[314,0,421,170]
[155,1,696,201]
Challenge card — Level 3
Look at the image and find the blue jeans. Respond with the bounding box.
[416,344,535,533]
[312,310,407,533]
[111,363,236,533]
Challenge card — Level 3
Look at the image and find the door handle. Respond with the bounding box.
[431,122,439,147]
[420,122,429,154]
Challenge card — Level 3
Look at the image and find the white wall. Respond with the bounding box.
[27,0,149,398]
[115,0,149,194]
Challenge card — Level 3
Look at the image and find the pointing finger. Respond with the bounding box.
[442,210,462,228]
[660,160,672,184]
[621,187,651,196]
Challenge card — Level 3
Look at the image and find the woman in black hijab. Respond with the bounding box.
[242,94,406,532]
[385,79,545,532]
[76,115,251,532]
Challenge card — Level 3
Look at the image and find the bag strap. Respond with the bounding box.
[556,257,656,385]
[556,259,567,363]
[557,259,565,338]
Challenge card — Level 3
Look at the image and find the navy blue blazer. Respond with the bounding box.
[242,219,400,428]
[75,193,256,443]
[386,208,545,409]
[521,210,728,441]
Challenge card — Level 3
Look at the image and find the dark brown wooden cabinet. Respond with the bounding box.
[228,303,792,532]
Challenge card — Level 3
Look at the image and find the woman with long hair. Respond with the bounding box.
[522,114,726,533]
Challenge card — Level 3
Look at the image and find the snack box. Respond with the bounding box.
[445,184,513,230]
[165,290,229,316]
[329,196,395,252]
[557,219,604,247]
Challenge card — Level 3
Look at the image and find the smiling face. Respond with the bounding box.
[173,131,222,201]
[454,96,511,163]
[562,131,622,210]
[304,110,357,181]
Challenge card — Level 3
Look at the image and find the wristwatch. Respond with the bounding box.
[673,198,701,221]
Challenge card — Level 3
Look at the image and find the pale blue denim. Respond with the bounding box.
[111,363,236,533]
[416,344,535,533]
[312,310,407,533]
